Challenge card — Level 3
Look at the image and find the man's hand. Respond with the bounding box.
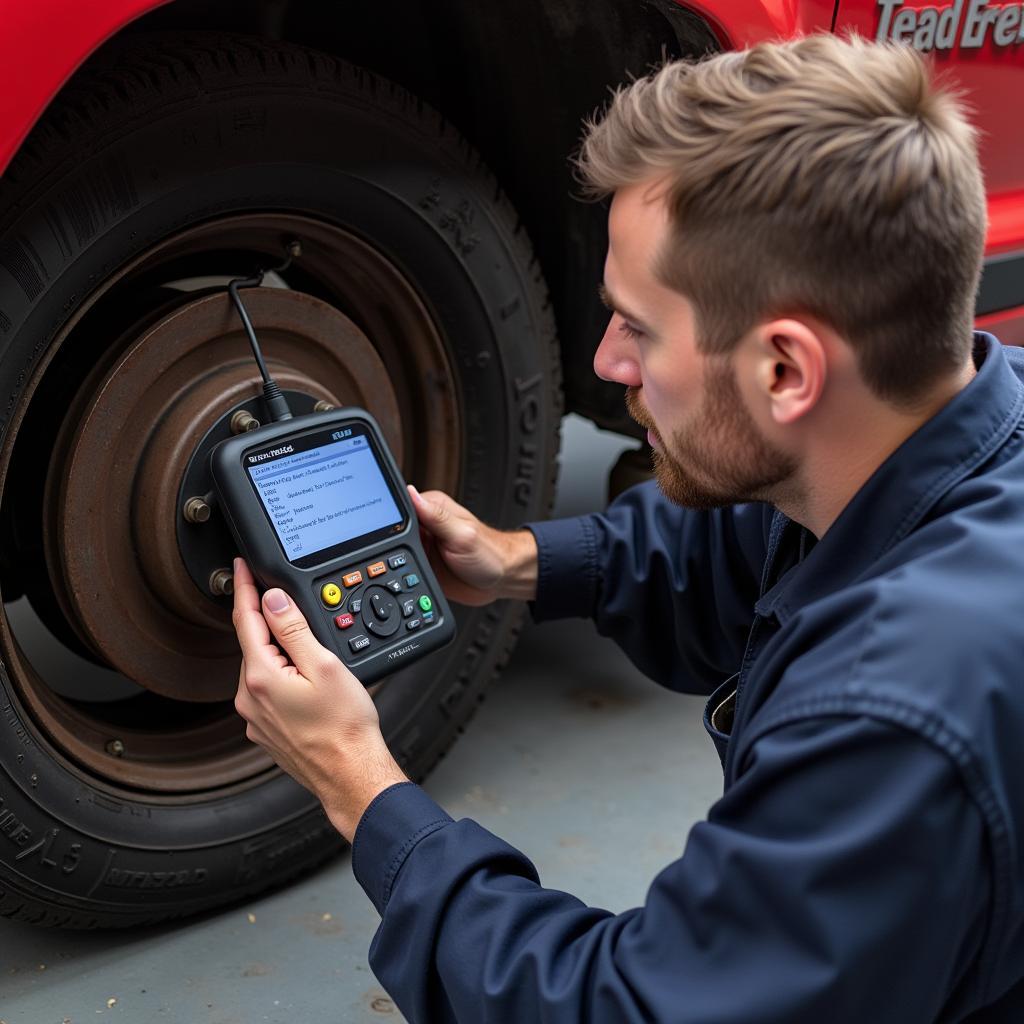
[231,558,407,841]
[408,485,539,604]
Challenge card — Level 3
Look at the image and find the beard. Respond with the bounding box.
[625,359,797,510]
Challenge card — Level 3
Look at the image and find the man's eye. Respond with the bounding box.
[618,321,644,341]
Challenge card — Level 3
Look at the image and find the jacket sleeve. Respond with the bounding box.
[523,481,770,694]
[353,715,988,1024]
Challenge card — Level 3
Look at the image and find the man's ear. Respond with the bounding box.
[751,318,826,425]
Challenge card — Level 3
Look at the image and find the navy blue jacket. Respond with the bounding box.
[352,332,1024,1022]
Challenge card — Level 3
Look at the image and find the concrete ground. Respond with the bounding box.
[0,416,724,1024]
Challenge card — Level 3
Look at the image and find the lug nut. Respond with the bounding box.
[286,239,303,259]
[231,410,260,434]
[209,568,234,597]
[106,739,125,757]
[313,400,336,413]
[183,496,211,523]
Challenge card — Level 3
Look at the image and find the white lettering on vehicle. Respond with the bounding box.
[876,0,1024,49]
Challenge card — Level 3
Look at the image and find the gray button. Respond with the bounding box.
[388,553,408,569]
[348,634,371,653]
[385,580,402,594]
[401,598,417,618]
[367,616,400,638]
[406,618,422,631]
[371,592,392,621]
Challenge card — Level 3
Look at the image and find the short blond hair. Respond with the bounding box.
[578,34,986,405]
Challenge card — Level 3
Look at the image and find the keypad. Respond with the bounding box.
[316,548,439,663]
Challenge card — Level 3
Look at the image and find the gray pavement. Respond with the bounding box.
[0,416,724,1024]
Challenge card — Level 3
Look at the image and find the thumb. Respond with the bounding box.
[262,589,330,681]
[408,485,473,551]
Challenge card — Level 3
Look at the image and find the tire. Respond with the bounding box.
[0,34,561,927]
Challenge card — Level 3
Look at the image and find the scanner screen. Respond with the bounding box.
[247,431,403,563]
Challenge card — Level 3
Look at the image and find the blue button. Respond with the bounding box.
[403,573,420,588]
[422,611,435,624]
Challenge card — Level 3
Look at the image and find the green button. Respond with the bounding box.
[418,595,433,612]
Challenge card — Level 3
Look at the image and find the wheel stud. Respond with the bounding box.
[230,410,260,434]
[182,496,211,523]
[106,739,125,757]
[209,568,234,597]
[313,400,335,412]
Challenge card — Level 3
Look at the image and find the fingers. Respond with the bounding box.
[261,587,332,683]
[232,558,277,670]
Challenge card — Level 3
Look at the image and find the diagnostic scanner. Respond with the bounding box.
[210,408,455,684]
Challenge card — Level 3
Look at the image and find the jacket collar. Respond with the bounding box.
[754,333,1024,624]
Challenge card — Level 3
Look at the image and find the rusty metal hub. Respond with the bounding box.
[47,288,401,702]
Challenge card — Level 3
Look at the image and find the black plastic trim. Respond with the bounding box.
[978,251,1024,316]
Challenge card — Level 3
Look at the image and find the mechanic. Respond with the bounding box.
[231,34,1024,1022]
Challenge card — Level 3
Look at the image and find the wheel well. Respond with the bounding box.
[93,0,720,436]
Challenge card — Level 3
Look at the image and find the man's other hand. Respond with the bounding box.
[408,485,539,604]
[231,558,407,841]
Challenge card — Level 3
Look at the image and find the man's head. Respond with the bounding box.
[579,35,986,512]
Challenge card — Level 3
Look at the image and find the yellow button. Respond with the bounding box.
[320,583,342,607]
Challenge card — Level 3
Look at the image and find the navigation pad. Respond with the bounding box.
[364,587,400,637]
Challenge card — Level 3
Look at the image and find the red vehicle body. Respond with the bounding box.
[3,1,1021,340]
[0,1,1019,929]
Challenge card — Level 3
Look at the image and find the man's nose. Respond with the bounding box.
[593,316,641,387]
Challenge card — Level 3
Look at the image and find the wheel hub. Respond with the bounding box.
[48,288,401,701]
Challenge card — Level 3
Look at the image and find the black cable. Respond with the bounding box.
[228,272,273,384]
[227,241,302,422]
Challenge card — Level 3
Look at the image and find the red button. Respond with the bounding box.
[334,613,355,630]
